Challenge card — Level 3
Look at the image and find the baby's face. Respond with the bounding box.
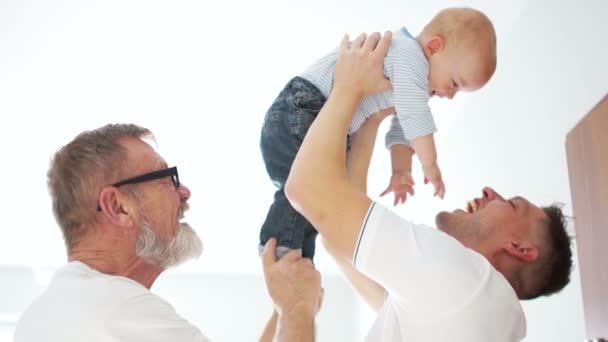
[427,45,492,99]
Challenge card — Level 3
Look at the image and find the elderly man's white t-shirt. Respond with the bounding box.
[14,261,209,342]
[354,203,527,342]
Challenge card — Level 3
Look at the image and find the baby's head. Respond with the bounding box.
[418,7,497,99]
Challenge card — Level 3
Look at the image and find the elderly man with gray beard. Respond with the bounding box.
[14,124,321,342]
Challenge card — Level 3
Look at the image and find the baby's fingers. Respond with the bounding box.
[433,181,445,199]
[380,185,392,197]
[394,193,407,206]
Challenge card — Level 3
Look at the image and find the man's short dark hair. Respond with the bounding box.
[523,204,573,300]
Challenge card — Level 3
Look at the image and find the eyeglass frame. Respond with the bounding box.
[96,166,179,211]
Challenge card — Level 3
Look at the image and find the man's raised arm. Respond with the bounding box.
[285,32,393,261]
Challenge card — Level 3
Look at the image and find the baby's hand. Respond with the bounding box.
[422,164,445,199]
[380,171,415,206]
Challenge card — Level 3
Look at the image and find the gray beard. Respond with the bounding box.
[135,216,203,269]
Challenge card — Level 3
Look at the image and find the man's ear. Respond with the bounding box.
[424,35,445,56]
[502,240,539,263]
[98,187,137,229]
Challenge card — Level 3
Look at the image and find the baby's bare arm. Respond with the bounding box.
[411,134,445,198]
[409,134,437,168]
[390,144,414,174]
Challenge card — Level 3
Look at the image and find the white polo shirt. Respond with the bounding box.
[14,261,209,342]
[354,203,526,342]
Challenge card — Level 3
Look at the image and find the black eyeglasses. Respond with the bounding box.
[97,166,179,211]
[112,166,179,188]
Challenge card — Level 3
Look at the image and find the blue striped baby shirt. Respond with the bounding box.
[300,27,435,148]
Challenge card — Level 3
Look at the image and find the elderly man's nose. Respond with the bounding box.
[178,183,191,200]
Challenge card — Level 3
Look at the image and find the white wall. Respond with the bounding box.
[1,0,606,341]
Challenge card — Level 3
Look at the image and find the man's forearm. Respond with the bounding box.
[275,307,316,342]
[286,87,362,226]
[346,112,388,193]
[259,311,278,342]
[289,88,360,187]
[286,32,390,260]
[342,115,389,312]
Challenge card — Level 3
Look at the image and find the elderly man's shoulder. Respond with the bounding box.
[14,262,209,342]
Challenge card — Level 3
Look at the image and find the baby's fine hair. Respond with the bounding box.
[421,7,497,77]
[422,7,496,49]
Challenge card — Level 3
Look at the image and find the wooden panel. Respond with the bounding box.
[566,94,608,340]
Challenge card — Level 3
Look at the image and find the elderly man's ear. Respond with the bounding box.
[98,188,138,229]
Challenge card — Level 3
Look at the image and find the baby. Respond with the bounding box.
[260,7,497,258]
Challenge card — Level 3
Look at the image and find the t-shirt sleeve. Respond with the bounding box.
[353,202,489,310]
[107,292,210,341]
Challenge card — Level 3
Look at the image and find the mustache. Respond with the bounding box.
[178,202,189,220]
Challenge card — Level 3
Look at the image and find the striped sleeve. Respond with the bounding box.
[386,115,411,148]
[383,41,436,149]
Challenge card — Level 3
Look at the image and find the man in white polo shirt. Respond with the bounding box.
[285,32,573,341]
